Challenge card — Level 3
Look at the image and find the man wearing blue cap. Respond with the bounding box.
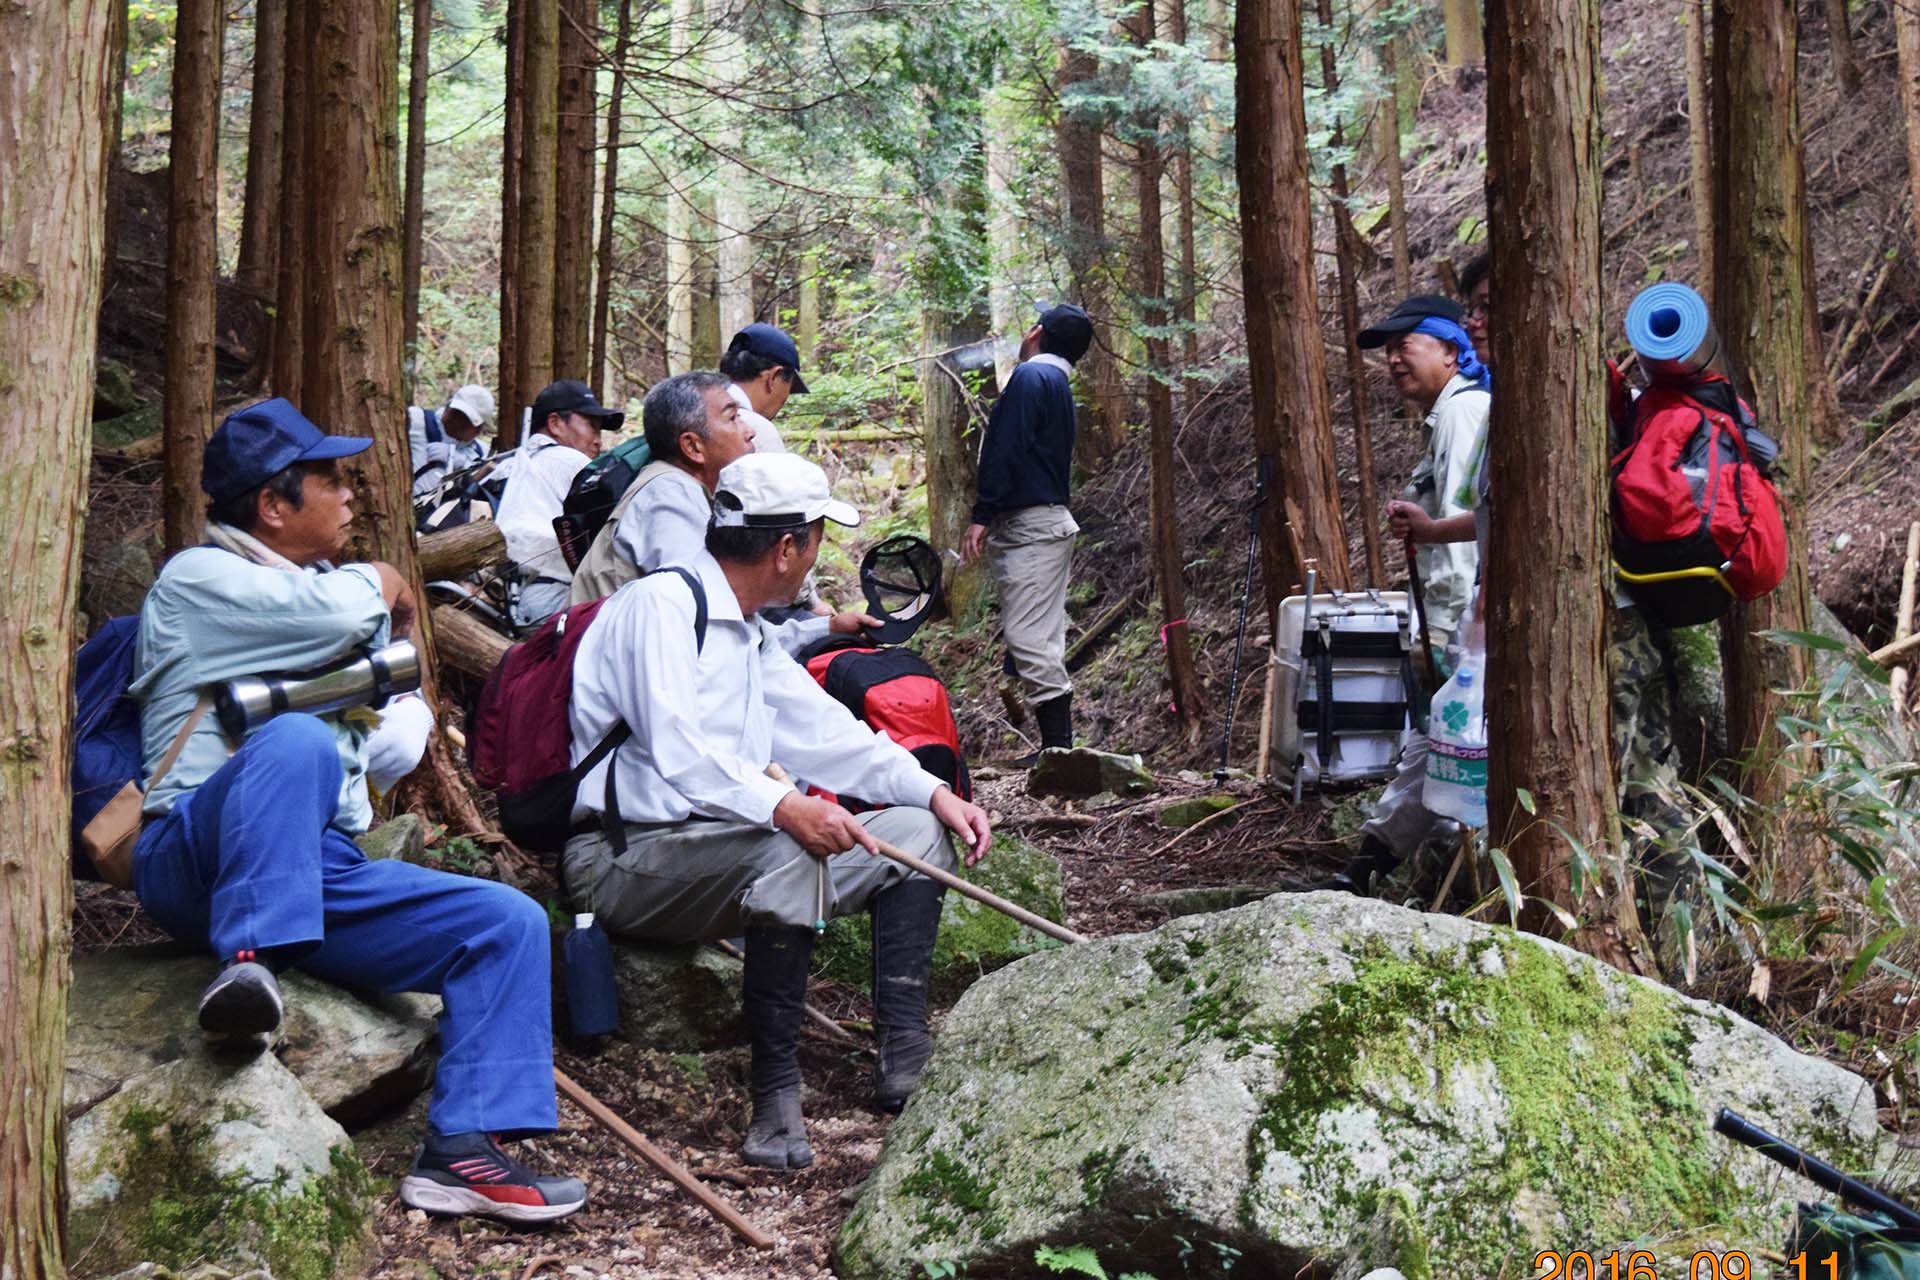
[720,322,809,457]
[960,303,1095,764]
[129,398,586,1222]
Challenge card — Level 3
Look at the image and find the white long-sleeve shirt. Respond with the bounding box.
[609,464,830,655]
[568,551,941,826]
[1403,373,1489,640]
[495,432,592,584]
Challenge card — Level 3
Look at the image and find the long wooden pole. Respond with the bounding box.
[553,1068,775,1250]
[870,838,1087,945]
[1889,522,1919,722]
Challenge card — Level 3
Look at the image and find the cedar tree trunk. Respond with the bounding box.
[553,0,597,379]
[1056,42,1125,462]
[401,0,432,372]
[591,0,634,386]
[164,0,225,555]
[271,0,310,402]
[498,0,526,443]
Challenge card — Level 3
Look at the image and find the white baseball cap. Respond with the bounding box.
[445,384,495,429]
[712,453,860,530]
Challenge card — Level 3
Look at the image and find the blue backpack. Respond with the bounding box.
[71,617,145,882]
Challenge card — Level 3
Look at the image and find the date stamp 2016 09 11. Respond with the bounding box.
[1533,1250,1843,1279]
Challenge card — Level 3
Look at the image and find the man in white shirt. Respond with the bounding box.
[493,380,622,627]
[719,322,808,456]
[407,384,495,500]
[564,453,992,1171]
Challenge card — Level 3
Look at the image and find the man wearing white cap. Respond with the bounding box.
[564,452,993,1171]
[406,384,495,499]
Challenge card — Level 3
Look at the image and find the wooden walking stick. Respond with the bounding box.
[1404,535,1440,682]
[868,837,1088,945]
[553,1068,776,1250]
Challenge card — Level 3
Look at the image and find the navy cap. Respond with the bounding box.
[1357,294,1466,348]
[529,379,626,433]
[729,323,809,395]
[1035,303,1095,362]
[202,398,372,503]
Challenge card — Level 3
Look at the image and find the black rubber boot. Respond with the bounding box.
[869,877,945,1112]
[741,925,816,1169]
[1323,836,1401,898]
[1035,694,1073,751]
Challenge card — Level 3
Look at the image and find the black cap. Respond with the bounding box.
[860,535,942,645]
[529,379,625,433]
[1357,295,1466,349]
[1036,303,1095,359]
[729,323,809,395]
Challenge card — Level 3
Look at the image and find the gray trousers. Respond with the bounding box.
[1358,732,1457,859]
[562,806,956,941]
[987,504,1078,703]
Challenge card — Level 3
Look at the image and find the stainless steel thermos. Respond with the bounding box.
[215,640,422,740]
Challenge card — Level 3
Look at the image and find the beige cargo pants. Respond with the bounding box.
[986,504,1078,704]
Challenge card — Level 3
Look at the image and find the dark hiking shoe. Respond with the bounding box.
[400,1131,587,1223]
[198,956,283,1054]
[743,1086,814,1170]
[1322,837,1401,898]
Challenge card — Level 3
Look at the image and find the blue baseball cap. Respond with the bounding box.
[202,398,373,503]
[729,323,809,394]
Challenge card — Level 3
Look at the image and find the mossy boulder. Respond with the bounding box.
[68,1050,374,1280]
[813,834,1067,999]
[835,892,1885,1278]
[1028,747,1158,800]
[94,356,144,418]
[355,813,429,865]
[610,940,746,1050]
[93,402,163,450]
[1157,794,1238,829]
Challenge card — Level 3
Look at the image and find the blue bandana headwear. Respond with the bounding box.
[1411,316,1491,390]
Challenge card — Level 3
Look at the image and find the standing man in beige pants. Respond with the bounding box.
[960,304,1094,765]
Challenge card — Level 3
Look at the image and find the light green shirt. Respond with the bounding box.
[1403,373,1491,640]
[132,546,391,832]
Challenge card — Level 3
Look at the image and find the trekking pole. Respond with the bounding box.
[1404,534,1440,682]
[870,837,1087,945]
[553,1068,776,1249]
[1216,457,1273,783]
[1714,1107,1920,1231]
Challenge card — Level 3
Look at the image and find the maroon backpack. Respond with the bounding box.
[799,637,971,811]
[466,567,706,852]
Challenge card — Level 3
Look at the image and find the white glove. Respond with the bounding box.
[365,693,435,792]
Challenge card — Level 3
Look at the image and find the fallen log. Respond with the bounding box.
[417,519,507,579]
[1065,592,1140,672]
[1892,523,1919,723]
[431,603,511,679]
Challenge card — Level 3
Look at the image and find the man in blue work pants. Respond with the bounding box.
[131,397,586,1224]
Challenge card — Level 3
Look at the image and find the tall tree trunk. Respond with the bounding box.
[922,314,988,620]
[237,0,284,299]
[1486,0,1652,973]
[1900,0,1920,266]
[796,247,821,363]
[272,0,310,402]
[710,0,753,344]
[1443,0,1485,68]
[1318,0,1386,587]
[1712,0,1814,810]
[0,0,112,1272]
[101,0,130,307]
[401,0,432,380]
[985,84,1023,390]
[516,0,559,405]
[1799,146,1842,444]
[664,0,700,374]
[591,0,633,389]
[553,0,597,379]
[497,0,526,445]
[1135,0,1203,738]
[1824,0,1860,95]
[1379,37,1413,297]
[1684,0,1714,305]
[300,0,486,837]
[164,0,225,556]
[1168,0,1199,378]
[1056,42,1125,462]
[1235,0,1353,621]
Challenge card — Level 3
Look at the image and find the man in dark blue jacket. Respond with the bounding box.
[960,304,1093,763]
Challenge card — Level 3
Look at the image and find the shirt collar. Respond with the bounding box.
[1027,353,1074,377]
[1424,372,1479,426]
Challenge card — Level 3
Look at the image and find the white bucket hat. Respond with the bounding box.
[712,453,860,530]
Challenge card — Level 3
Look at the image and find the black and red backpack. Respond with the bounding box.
[1608,368,1788,627]
[797,636,971,812]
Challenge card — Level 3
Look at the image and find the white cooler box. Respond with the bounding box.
[1266,590,1419,792]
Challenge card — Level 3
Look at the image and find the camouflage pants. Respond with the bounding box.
[1608,605,1691,899]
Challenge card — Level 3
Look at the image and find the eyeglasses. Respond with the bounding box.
[1465,302,1490,321]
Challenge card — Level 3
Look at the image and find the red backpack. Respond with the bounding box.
[1609,372,1788,627]
[799,638,971,812]
[466,567,706,852]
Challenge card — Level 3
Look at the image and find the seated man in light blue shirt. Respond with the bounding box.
[131,398,586,1224]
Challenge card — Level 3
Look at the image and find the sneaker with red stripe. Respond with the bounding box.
[399,1132,586,1224]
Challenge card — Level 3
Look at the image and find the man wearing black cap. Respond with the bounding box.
[130,398,586,1221]
[495,379,624,627]
[720,322,809,456]
[960,303,1095,763]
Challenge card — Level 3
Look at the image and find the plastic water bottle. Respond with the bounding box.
[1424,663,1488,829]
[564,914,620,1038]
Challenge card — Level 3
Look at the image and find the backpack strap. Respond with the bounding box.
[599,566,708,855]
[150,694,215,792]
[422,408,443,444]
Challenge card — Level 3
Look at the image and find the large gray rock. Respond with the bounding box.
[611,941,746,1050]
[814,834,1068,1000]
[836,893,1886,1278]
[68,1049,373,1280]
[1028,747,1158,800]
[67,946,440,1127]
[355,813,428,865]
